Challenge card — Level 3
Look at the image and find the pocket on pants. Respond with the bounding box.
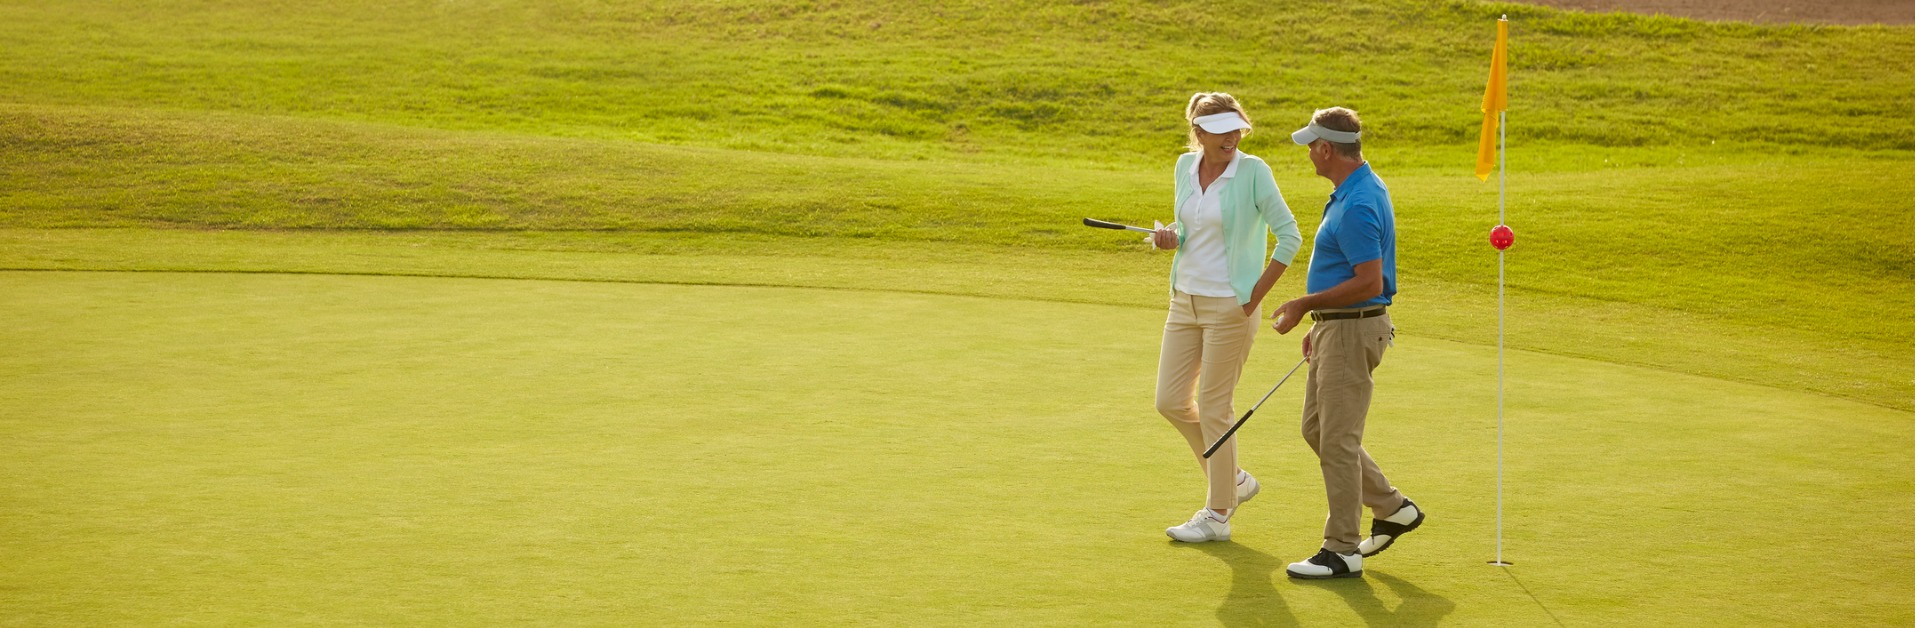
[1165,296,1197,327]
[1196,297,1240,326]
[1310,322,1361,386]
[1363,320,1392,370]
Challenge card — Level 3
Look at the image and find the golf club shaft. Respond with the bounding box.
[1082,217,1155,233]
[1201,357,1309,459]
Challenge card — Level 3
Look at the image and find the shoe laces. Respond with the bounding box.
[1311,548,1354,568]
[1190,509,1229,525]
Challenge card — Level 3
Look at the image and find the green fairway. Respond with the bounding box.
[2,271,1909,625]
[4,227,1908,413]
[1,0,1911,623]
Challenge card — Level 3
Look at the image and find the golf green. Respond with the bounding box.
[2,271,1910,625]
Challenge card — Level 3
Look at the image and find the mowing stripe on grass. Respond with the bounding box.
[3,228,1908,412]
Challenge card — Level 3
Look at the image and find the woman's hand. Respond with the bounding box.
[1301,334,1313,359]
[1152,226,1179,250]
[1242,301,1259,318]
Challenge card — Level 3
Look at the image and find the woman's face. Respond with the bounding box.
[1195,126,1243,161]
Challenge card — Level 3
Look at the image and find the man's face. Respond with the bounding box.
[1307,140,1333,178]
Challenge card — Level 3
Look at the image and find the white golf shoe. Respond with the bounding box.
[1285,548,1362,579]
[1165,509,1231,543]
[1236,470,1261,506]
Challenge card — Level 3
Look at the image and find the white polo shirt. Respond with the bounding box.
[1175,151,1240,298]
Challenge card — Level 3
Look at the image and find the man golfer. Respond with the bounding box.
[1269,107,1424,579]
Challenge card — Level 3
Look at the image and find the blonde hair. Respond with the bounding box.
[1185,92,1252,153]
[1310,107,1363,159]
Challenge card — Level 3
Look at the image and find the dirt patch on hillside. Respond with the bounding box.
[1510,0,1912,25]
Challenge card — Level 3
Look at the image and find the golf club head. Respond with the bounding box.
[1082,217,1127,230]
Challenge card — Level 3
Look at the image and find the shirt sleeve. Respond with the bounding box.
[1172,155,1190,246]
[1255,168,1302,264]
[1335,200,1384,265]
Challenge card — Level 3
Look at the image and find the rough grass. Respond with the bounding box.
[0,0,1910,167]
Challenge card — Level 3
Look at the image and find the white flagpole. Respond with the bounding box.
[1495,108,1509,567]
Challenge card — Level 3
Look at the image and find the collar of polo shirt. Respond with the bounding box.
[1290,122,1361,145]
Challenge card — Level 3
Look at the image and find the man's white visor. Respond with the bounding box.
[1192,112,1251,134]
[1291,122,1361,145]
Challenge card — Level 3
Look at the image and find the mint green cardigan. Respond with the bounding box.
[1170,151,1303,305]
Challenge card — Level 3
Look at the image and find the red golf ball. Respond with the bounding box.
[1489,225,1514,251]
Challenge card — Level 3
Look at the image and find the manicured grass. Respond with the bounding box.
[0,228,1909,411]
[2,271,1908,625]
[3,106,1912,411]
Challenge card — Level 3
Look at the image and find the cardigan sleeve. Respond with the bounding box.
[1254,165,1302,264]
[1172,154,1193,246]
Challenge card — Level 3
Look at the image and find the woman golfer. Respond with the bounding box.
[1155,92,1301,542]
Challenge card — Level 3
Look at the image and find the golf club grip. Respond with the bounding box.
[1083,218,1155,233]
[1202,409,1256,459]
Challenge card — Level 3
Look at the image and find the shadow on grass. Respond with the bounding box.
[1180,543,1459,627]
[1179,542,1299,627]
[1284,568,1457,628]
[1502,567,1566,627]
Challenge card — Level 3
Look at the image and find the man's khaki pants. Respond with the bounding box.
[1302,312,1405,553]
[1155,291,1258,512]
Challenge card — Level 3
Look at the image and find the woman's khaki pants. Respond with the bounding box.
[1155,290,1259,512]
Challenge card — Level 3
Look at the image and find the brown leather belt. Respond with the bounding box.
[1310,307,1386,322]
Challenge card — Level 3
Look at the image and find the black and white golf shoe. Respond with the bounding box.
[1357,498,1425,558]
[1285,548,1362,579]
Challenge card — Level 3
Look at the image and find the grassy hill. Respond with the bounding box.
[4,0,1910,161]
[0,0,1912,408]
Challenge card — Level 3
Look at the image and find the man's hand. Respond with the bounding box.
[1270,298,1309,334]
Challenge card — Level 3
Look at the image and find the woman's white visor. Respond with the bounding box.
[1192,112,1251,134]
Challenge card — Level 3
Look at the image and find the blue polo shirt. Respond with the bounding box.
[1305,162,1396,308]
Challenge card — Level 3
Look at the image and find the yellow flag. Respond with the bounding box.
[1475,18,1509,181]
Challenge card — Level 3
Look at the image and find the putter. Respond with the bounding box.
[1082,217,1156,233]
[1202,357,1309,458]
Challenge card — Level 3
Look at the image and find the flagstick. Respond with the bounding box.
[1479,14,1513,569]
[1493,108,1512,568]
